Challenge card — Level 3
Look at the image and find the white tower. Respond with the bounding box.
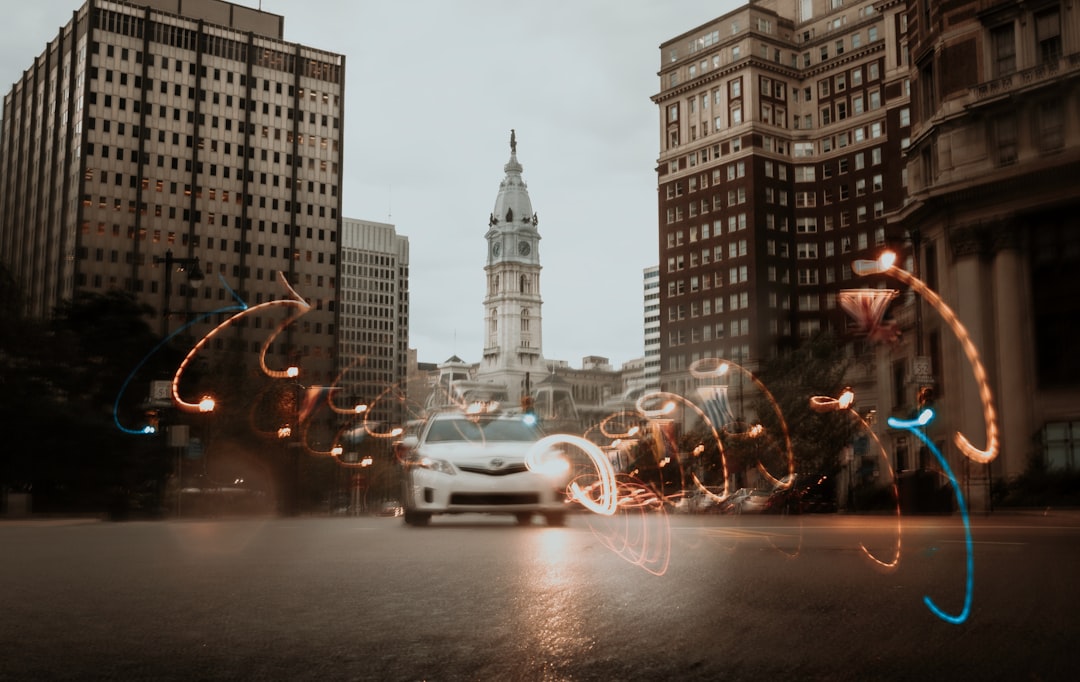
[478,130,544,406]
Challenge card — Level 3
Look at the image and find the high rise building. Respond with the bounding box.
[894,0,1080,491]
[0,0,345,386]
[339,218,409,429]
[643,265,661,391]
[656,0,1080,505]
[653,0,909,398]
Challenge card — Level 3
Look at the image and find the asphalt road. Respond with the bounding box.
[2,510,1078,681]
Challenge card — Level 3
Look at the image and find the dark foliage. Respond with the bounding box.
[1,277,175,515]
[751,332,859,479]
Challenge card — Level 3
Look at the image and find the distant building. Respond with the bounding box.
[339,218,409,429]
[0,0,345,387]
[643,265,661,391]
[475,131,548,409]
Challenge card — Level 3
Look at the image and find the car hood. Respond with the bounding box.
[418,440,538,463]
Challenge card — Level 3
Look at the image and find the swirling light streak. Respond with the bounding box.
[636,390,730,501]
[319,357,373,415]
[255,273,312,380]
[526,434,618,516]
[112,274,247,434]
[811,390,901,569]
[172,271,310,412]
[355,384,410,439]
[889,409,974,625]
[689,358,797,491]
[855,252,998,464]
[584,477,671,576]
[595,411,644,441]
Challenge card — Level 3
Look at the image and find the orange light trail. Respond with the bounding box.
[171,271,310,412]
[810,391,901,569]
[855,254,999,464]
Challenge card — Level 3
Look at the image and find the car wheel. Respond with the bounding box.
[515,512,533,526]
[544,512,566,527]
[403,510,430,526]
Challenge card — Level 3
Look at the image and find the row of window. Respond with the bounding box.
[82,191,337,222]
[88,84,340,131]
[86,114,339,159]
[84,163,336,200]
[92,10,342,84]
[667,289,837,321]
[665,255,883,299]
[671,13,881,86]
[665,345,752,373]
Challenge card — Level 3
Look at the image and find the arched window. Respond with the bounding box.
[520,274,529,293]
[521,308,530,332]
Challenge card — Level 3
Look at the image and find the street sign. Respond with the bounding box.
[150,380,172,407]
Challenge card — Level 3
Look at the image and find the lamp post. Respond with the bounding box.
[153,249,205,337]
[283,365,301,516]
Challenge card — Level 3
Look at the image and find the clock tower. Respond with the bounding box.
[478,130,544,405]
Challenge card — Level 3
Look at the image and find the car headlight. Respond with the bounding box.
[415,456,456,475]
[530,453,570,480]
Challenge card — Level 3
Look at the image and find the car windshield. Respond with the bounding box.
[425,416,540,443]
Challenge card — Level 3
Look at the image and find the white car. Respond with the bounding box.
[397,411,571,526]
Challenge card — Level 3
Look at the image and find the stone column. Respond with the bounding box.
[948,226,992,511]
[990,224,1033,481]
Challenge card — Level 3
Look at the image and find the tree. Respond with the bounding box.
[0,283,175,515]
[751,332,858,478]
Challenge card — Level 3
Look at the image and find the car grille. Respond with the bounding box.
[456,463,530,476]
[450,493,540,506]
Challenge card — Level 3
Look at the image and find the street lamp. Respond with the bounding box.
[283,365,302,516]
[153,249,205,337]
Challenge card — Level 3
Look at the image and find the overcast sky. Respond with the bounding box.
[3,0,743,369]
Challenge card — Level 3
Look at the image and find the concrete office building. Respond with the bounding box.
[643,265,661,392]
[0,0,345,387]
[339,218,409,429]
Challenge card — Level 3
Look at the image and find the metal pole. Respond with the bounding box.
[160,250,173,338]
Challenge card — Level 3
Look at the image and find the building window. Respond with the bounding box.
[1036,99,1065,152]
[991,22,1016,77]
[993,114,1018,166]
[1035,7,1062,64]
[1044,422,1080,470]
[797,268,819,285]
[918,59,936,121]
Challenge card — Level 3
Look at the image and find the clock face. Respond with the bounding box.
[492,242,501,257]
[518,241,531,256]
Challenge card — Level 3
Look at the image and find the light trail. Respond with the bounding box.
[170,272,309,412]
[112,274,247,434]
[527,434,618,516]
[855,253,998,464]
[811,390,901,569]
[889,409,974,624]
